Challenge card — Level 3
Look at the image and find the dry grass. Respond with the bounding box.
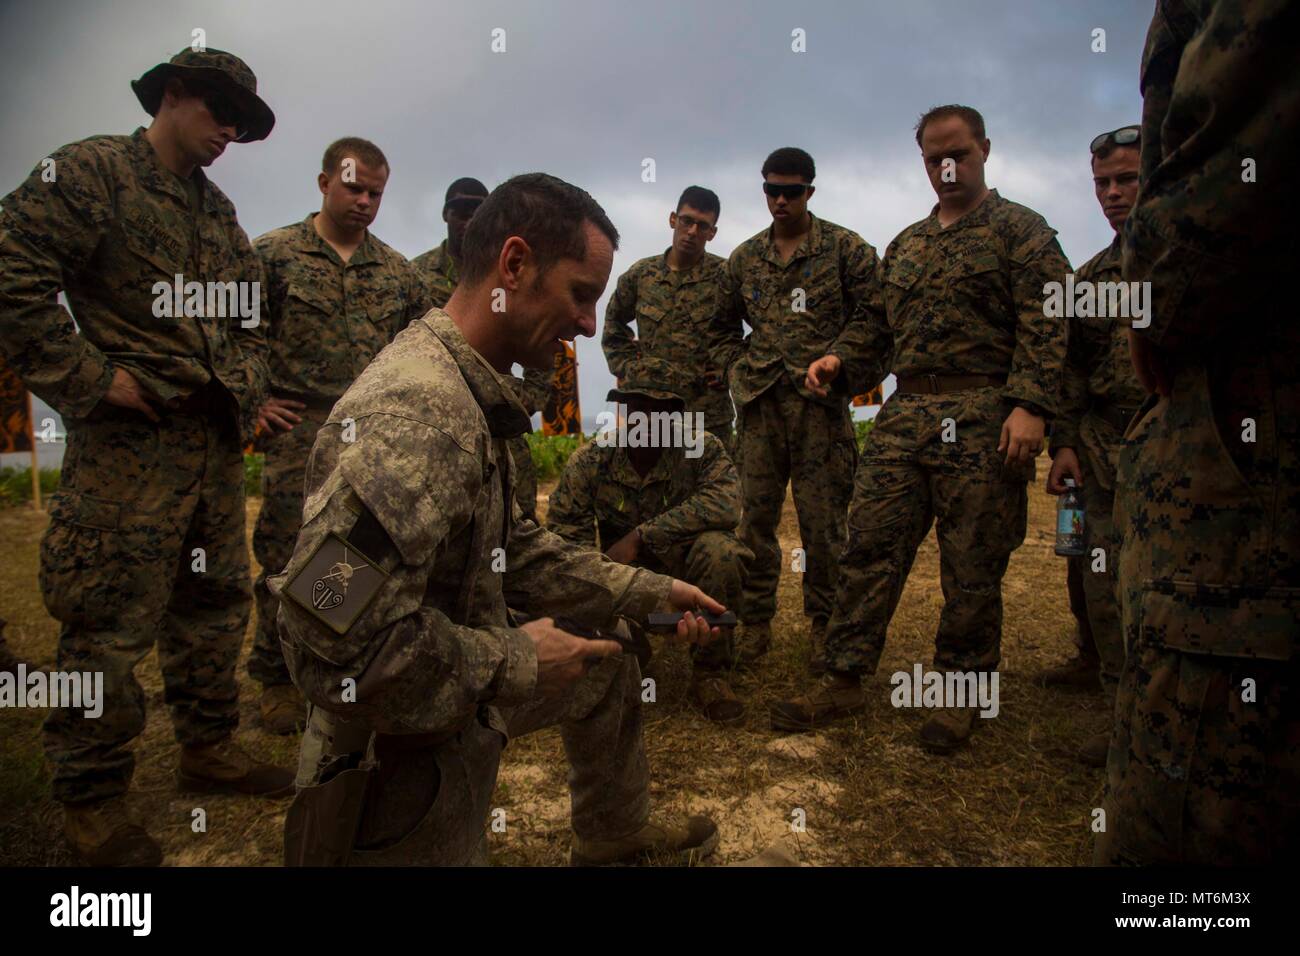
[0,457,1107,866]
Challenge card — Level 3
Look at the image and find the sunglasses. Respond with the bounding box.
[1090,125,1140,154]
[762,182,811,200]
[445,196,485,216]
[190,85,247,137]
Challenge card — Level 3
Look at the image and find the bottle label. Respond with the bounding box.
[1057,509,1084,537]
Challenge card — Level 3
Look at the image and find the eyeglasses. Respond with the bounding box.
[1090,126,1140,154]
[191,85,246,138]
[445,196,485,216]
[675,213,716,234]
[762,182,811,200]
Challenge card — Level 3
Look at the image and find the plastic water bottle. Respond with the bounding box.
[1055,478,1086,556]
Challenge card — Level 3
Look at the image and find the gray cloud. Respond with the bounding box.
[1,0,1150,431]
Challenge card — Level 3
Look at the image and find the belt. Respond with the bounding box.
[277,393,340,412]
[164,380,226,417]
[1090,402,1140,433]
[895,373,1008,395]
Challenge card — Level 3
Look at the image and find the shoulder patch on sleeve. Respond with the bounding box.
[282,532,391,636]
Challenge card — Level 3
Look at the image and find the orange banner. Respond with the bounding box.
[851,384,885,408]
[543,342,581,436]
[0,353,33,453]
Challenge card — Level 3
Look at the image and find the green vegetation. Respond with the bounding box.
[245,452,265,498]
[0,467,60,506]
[855,419,874,451]
[528,432,583,481]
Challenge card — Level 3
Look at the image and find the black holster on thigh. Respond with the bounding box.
[284,705,376,867]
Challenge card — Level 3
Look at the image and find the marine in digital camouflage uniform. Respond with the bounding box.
[273,174,723,866]
[547,365,751,722]
[711,148,879,666]
[249,137,434,733]
[412,177,551,520]
[603,186,734,447]
[412,176,489,309]
[1041,128,1145,767]
[772,109,1071,753]
[1096,0,1300,865]
[0,48,293,867]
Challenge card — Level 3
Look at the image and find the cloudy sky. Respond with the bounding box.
[0,0,1150,441]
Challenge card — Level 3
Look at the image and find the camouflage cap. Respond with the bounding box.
[132,48,275,143]
[606,357,688,406]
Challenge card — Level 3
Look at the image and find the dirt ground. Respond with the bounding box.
[0,457,1108,866]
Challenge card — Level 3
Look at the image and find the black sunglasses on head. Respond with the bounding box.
[762,182,811,200]
[1090,125,1140,154]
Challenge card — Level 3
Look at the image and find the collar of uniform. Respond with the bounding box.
[290,212,380,266]
[129,126,213,208]
[1105,232,1123,263]
[761,211,825,266]
[423,239,457,278]
[609,444,676,489]
[658,247,716,284]
[423,313,532,437]
[922,188,1002,235]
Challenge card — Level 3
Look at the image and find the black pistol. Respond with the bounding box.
[645,611,738,630]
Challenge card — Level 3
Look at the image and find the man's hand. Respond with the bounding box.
[604,529,641,564]
[103,368,161,422]
[1129,329,1171,397]
[998,406,1045,467]
[258,396,307,435]
[661,580,726,647]
[804,354,842,398]
[1046,446,1083,495]
[522,617,622,698]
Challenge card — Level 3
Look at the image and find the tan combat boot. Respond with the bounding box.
[1039,653,1101,689]
[259,684,306,735]
[1078,731,1110,768]
[919,706,979,754]
[808,617,829,675]
[689,672,745,725]
[770,672,865,732]
[178,738,294,797]
[570,814,719,866]
[64,796,162,867]
[736,621,772,665]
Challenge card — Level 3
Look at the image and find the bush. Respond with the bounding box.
[528,433,582,481]
[245,453,264,498]
[0,466,61,507]
[854,419,874,451]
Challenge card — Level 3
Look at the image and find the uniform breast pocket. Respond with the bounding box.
[883,262,923,313]
[635,301,667,339]
[799,261,843,316]
[743,276,772,320]
[948,253,1004,303]
[281,283,341,350]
